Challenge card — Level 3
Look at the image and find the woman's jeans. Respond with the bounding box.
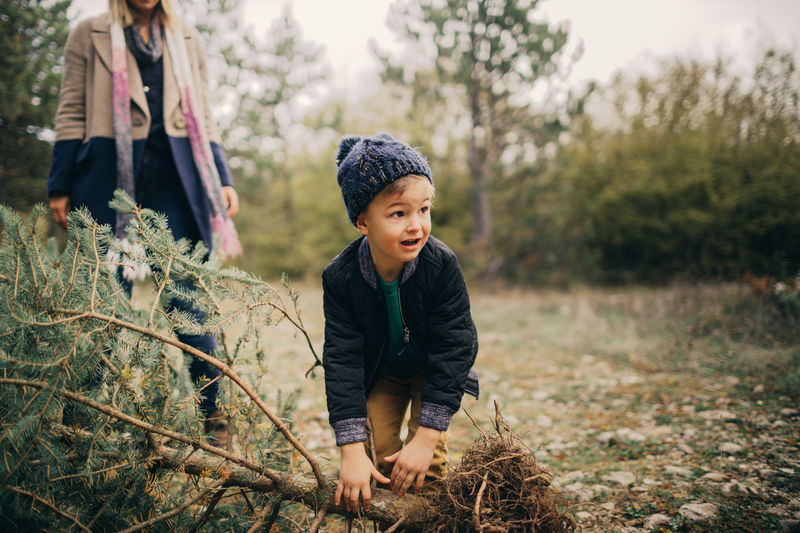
[129,149,221,416]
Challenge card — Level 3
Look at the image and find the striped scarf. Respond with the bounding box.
[110,16,242,259]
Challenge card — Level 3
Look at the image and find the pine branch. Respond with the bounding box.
[49,461,131,482]
[46,425,432,529]
[1,201,339,528]
[189,485,227,533]
[116,478,227,533]
[148,255,173,328]
[0,366,66,486]
[150,442,430,529]
[6,485,91,532]
[0,377,282,483]
[307,508,328,533]
[47,306,328,489]
[246,499,282,533]
[266,300,322,376]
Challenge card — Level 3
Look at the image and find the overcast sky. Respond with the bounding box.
[70,0,799,88]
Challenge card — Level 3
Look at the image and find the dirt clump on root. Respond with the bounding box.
[428,416,576,532]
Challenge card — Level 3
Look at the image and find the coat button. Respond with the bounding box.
[174,116,186,129]
[133,117,144,126]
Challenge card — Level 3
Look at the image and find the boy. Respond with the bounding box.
[322,133,478,513]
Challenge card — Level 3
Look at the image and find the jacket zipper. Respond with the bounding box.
[398,286,410,344]
[398,286,427,361]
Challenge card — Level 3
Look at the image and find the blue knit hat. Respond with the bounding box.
[336,133,433,225]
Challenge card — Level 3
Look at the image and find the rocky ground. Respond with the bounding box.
[253,282,800,532]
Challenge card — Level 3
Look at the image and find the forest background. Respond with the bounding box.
[1,1,800,531]
[3,0,799,286]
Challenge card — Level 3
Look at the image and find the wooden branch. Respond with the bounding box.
[246,500,281,533]
[116,479,226,533]
[6,383,431,528]
[0,378,281,483]
[384,516,406,532]
[266,301,322,375]
[152,443,431,529]
[189,485,227,533]
[49,306,328,489]
[7,486,91,533]
[473,471,489,532]
[307,509,328,533]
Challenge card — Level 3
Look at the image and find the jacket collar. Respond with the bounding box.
[358,237,418,290]
[89,13,193,121]
[90,14,148,118]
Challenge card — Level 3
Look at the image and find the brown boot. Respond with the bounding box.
[204,409,229,448]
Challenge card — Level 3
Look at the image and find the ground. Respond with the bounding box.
[248,281,800,532]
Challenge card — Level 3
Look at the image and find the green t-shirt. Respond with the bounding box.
[378,275,425,378]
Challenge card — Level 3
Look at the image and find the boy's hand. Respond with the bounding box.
[335,442,390,512]
[384,426,441,496]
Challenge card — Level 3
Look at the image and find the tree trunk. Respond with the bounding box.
[153,443,431,530]
[467,23,492,267]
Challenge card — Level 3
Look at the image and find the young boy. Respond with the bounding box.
[322,133,478,513]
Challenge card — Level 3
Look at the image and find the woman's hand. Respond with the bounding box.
[335,442,390,512]
[221,186,239,217]
[384,426,441,496]
[49,194,70,230]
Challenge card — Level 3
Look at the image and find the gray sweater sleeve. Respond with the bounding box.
[331,417,368,446]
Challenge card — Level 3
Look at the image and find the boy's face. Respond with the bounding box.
[356,177,433,283]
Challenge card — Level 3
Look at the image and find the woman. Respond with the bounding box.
[48,0,240,444]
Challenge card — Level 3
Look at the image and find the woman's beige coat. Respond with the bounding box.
[48,13,232,247]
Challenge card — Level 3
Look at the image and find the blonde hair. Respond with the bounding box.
[109,0,176,28]
[379,174,435,198]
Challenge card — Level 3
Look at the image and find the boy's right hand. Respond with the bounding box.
[336,442,391,513]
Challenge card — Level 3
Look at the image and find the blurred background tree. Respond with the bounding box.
[0,0,70,211]
[558,50,800,282]
[376,0,576,276]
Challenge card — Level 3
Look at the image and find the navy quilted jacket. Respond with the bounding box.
[322,235,478,445]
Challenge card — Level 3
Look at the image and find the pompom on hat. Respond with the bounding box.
[336,133,433,225]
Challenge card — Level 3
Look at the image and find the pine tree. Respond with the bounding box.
[379,0,575,273]
[0,192,331,530]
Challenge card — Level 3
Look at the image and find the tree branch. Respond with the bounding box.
[115,478,226,533]
[246,499,281,533]
[151,443,431,529]
[189,485,227,533]
[49,306,328,489]
[6,485,91,533]
[44,418,432,528]
[473,471,488,532]
[0,377,282,483]
[307,509,328,533]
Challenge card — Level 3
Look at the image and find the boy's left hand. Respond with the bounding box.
[384,426,441,496]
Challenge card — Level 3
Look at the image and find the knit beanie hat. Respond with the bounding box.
[336,133,433,225]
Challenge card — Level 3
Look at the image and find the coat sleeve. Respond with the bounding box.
[418,253,478,430]
[49,20,90,195]
[322,271,369,445]
[191,27,233,187]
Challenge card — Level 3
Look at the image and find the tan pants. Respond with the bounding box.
[366,374,449,482]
